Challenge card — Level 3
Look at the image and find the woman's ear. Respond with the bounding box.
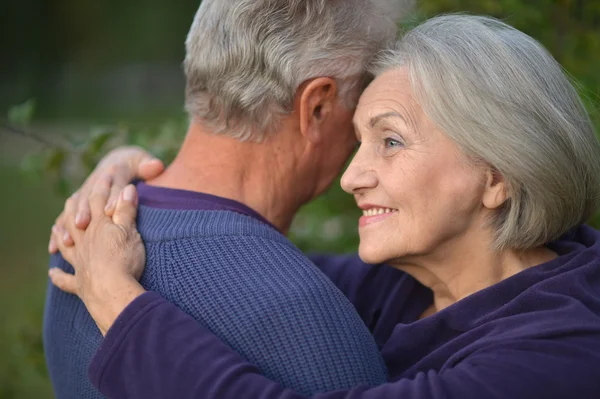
[296,77,338,143]
[482,167,509,210]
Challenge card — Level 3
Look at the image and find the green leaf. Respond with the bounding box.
[7,99,36,126]
[44,149,66,173]
[88,128,115,155]
[19,152,44,184]
[55,178,72,197]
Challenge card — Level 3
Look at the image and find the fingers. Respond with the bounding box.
[131,148,163,180]
[104,153,162,216]
[104,164,132,217]
[48,268,78,295]
[89,174,113,220]
[112,185,139,229]
[138,158,164,180]
[74,172,101,230]
[74,192,91,229]
[59,194,80,247]
[49,237,58,254]
[50,191,82,253]
[49,211,65,254]
[51,224,76,265]
[67,147,161,229]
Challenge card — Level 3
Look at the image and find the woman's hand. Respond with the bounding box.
[48,146,164,253]
[49,175,147,336]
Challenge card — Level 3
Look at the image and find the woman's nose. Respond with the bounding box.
[340,147,378,194]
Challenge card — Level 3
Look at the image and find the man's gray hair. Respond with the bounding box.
[372,14,600,251]
[184,0,413,141]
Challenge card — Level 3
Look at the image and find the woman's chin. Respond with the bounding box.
[358,245,387,265]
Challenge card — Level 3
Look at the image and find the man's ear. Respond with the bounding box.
[482,167,509,210]
[295,77,338,144]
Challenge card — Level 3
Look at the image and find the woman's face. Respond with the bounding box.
[341,68,489,265]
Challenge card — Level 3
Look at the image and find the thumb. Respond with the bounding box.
[49,268,79,295]
[112,184,139,228]
[137,158,164,180]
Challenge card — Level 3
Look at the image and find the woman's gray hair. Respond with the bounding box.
[372,14,600,251]
[184,0,413,141]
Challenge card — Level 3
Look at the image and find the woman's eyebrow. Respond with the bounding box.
[369,111,407,128]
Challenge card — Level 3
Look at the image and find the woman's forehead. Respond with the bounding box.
[355,69,418,123]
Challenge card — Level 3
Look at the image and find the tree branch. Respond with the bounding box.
[0,122,65,149]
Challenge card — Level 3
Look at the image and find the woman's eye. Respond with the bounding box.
[384,137,403,148]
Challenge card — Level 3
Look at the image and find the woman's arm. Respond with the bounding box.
[89,289,595,399]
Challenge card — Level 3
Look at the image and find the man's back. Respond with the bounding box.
[44,188,387,398]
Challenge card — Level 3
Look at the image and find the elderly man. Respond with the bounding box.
[44,0,411,398]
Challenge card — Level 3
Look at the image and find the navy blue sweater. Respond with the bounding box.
[43,185,387,398]
[89,224,600,398]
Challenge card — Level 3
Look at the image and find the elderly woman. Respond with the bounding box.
[49,15,600,398]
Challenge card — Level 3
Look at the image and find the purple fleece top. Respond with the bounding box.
[88,184,600,398]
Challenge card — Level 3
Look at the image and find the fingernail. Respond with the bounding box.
[105,199,115,212]
[123,185,136,202]
[63,231,71,242]
[48,268,56,277]
[52,224,58,233]
[75,214,82,225]
[49,239,56,253]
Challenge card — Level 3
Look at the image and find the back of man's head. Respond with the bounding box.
[184,0,413,141]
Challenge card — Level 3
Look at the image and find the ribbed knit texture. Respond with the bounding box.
[44,207,387,398]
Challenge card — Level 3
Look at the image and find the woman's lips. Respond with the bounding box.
[358,208,397,227]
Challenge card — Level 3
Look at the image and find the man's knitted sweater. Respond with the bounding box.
[43,185,387,399]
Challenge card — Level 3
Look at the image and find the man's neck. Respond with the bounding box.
[147,123,308,234]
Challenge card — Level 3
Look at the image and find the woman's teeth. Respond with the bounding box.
[362,208,396,217]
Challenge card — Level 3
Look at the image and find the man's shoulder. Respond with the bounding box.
[137,206,288,245]
[137,207,320,273]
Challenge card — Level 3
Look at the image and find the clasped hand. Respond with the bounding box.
[49,175,147,335]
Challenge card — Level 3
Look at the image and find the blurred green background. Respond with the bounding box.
[1,0,599,397]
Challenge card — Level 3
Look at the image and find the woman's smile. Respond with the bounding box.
[358,205,398,227]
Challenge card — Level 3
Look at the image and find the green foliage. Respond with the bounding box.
[0,164,63,399]
[0,308,48,393]
[291,180,361,254]
[4,106,185,197]
[8,100,36,127]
